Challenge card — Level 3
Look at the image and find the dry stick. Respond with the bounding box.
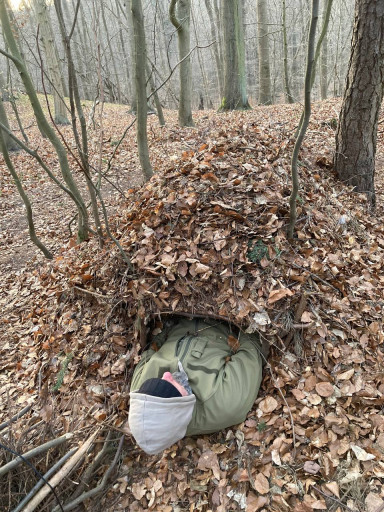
[0,433,73,478]
[72,285,112,303]
[12,448,77,512]
[22,430,99,512]
[0,405,31,432]
[67,431,112,502]
[56,435,124,512]
[290,262,341,294]
[311,485,357,512]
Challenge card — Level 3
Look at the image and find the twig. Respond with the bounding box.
[12,448,77,512]
[0,404,32,432]
[311,485,357,512]
[0,433,73,477]
[291,262,341,294]
[72,286,112,303]
[146,42,216,102]
[23,430,99,512]
[56,435,124,512]
[68,431,113,501]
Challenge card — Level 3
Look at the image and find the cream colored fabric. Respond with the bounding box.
[128,392,196,455]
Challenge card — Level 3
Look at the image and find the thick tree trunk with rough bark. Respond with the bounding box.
[257,0,272,105]
[169,0,194,127]
[334,0,384,206]
[219,0,250,111]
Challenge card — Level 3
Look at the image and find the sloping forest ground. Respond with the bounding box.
[0,97,384,512]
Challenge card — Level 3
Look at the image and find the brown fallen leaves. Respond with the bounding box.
[1,101,384,511]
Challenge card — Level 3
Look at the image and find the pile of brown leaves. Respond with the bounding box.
[1,100,384,511]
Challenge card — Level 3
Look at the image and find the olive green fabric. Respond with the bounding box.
[130,318,264,435]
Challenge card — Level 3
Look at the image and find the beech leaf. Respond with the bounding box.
[350,445,376,461]
[267,287,294,304]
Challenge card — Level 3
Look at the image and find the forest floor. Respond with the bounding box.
[0,97,384,512]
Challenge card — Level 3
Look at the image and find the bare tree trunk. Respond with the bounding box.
[320,6,328,99]
[146,63,165,126]
[204,0,223,97]
[334,0,384,206]
[31,0,69,124]
[219,0,250,111]
[115,0,131,102]
[61,0,91,100]
[169,0,194,126]
[282,0,294,103]
[288,0,319,239]
[54,0,104,244]
[0,0,89,241]
[131,0,153,181]
[126,0,137,112]
[100,0,121,104]
[0,95,18,150]
[257,0,272,105]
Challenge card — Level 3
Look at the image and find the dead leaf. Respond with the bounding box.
[247,492,269,511]
[131,482,146,500]
[253,473,270,494]
[300,311,313,323]
[197,450,220,480]
[227,334,240,352]
[365,492,384,512]
[267,287,294,304]
[291,388,306,400]
[40,404,53,422]
[336,369,354,380]
[311,500,327,510]
[350,445,376,461]
[258,396,279,414]
[303,461,321,475]
[324,481,340,498]
[315,382,334,397]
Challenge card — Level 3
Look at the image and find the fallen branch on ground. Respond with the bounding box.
[22,430,99,512]
[0,433,73,477]
[53,435,125,512]
[0,404,32,432]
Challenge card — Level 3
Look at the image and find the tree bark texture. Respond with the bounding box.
[334,0,384,205]
[288,0,319,239]
[169,0,194,126]
[126,0,137,112]
[0,96,18,150]
[282,0,294,103]
[219,0,250,111]
[131,0,153,181]
[320,28,328,98]
[31,0,69,124]
[257,0,272,105]
[204,0,223,97]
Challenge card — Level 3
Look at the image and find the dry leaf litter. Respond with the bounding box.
[0,99,383,512]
